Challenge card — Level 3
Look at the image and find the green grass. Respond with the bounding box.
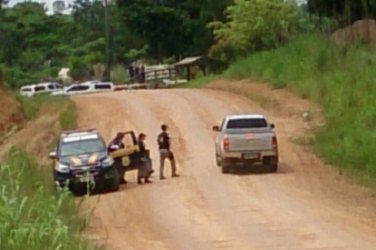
[16,94,77,130]
[60,100,77,130]
[16,94,69,121]
[181,75,219,88]
[201,34,376,181]
[0,148,102,250]
[0,94,101,249]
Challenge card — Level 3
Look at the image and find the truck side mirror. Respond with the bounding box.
[270,123,275,129]
[212,125,219,132]
[49,151,57,159]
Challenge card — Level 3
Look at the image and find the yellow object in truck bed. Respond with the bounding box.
[110,145,140,159]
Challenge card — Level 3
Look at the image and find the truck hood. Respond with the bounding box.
[60,151,107,167]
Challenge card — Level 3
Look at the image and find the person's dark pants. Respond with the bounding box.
[159,149,177,178]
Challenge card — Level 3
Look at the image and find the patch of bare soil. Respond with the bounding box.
[206,79,325,130]
[206,79,376,220]
[72,87,376,250]
[331,18,376,46]
[0,86,25,141]
[0,101,65,165]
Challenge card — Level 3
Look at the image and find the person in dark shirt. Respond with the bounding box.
[157,124,179,180]
[108,132,127,184]
[137,133,153,184]
[108,132,124,152]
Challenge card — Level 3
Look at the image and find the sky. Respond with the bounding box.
[6,0,74,7]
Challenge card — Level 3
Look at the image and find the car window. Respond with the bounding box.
[21,87,33,92]
[60,139,105,157]
[34,86,46,92]
[94,84,111,90]
[47,84,56,90]
[48,83,63,90]
[122,133,136,147]
[226,118,268,129]
[67,85,90,92]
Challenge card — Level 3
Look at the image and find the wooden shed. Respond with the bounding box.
[173,56,224,81]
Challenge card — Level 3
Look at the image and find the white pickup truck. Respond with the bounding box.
[213,114,279,173]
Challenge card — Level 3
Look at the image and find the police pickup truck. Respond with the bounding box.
[49,129,120,194]
[213,114,279,173]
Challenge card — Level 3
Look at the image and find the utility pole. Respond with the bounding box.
[104,0,111,81]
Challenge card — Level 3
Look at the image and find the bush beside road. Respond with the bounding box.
[192,34,376,185]
[0,94,100,250]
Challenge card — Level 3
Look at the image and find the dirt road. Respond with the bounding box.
[73,88,376,250]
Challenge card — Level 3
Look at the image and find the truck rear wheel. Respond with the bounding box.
[222,165,231,174]
[270,163,278,172]
[263,156,278,173]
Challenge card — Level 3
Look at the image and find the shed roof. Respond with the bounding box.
[173,56,216,68]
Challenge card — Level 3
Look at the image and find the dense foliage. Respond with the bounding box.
[0,148,99,250]
[209,0,301,61]
[0,0,374,88]
[307,0,376,24]
[221,34,376,181]
[0,0,232,87]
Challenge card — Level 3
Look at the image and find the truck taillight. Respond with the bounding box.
[223,137,230,151]
[272,136,278,149]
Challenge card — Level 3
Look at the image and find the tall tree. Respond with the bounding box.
[116,0,233,61]
[307,0,376,24]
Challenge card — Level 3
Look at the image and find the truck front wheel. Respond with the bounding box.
[106,168,120,192]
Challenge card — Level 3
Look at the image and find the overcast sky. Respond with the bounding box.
[6,0,75,7]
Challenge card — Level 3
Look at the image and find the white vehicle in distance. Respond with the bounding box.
[51,80,114,96]
[20,82,63,97]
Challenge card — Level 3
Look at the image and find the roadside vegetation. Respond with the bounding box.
[0,92,96,249]
[0,0,232,87]
[188,1,376,183]
[222,34,376,180]
[0,148,100,250]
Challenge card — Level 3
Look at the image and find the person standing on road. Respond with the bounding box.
[157,124,179,180]
[108,132,127,184]
[137,133,153,184]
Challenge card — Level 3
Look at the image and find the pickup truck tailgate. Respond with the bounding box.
[226,129,273,151]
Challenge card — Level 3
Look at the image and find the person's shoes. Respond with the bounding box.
[137,178,143,185]
[160,176,166,180]
[145,178,152,183]
[172,174,180,178]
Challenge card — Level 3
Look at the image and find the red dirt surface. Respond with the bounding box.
[72,83,376,250]
[0,86,24,140]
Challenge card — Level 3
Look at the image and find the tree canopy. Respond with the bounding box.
[0,0,232,87]
[1,0,374,88]
[307,0,376,24]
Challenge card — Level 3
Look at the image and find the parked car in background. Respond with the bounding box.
[20,82,63,97]
[213,114,279,173]
[51,80,114,96]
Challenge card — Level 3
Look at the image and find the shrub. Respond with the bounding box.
[0,148,100,250]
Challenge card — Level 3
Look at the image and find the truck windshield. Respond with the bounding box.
[227,118,267,129]
[60,139,105,157]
